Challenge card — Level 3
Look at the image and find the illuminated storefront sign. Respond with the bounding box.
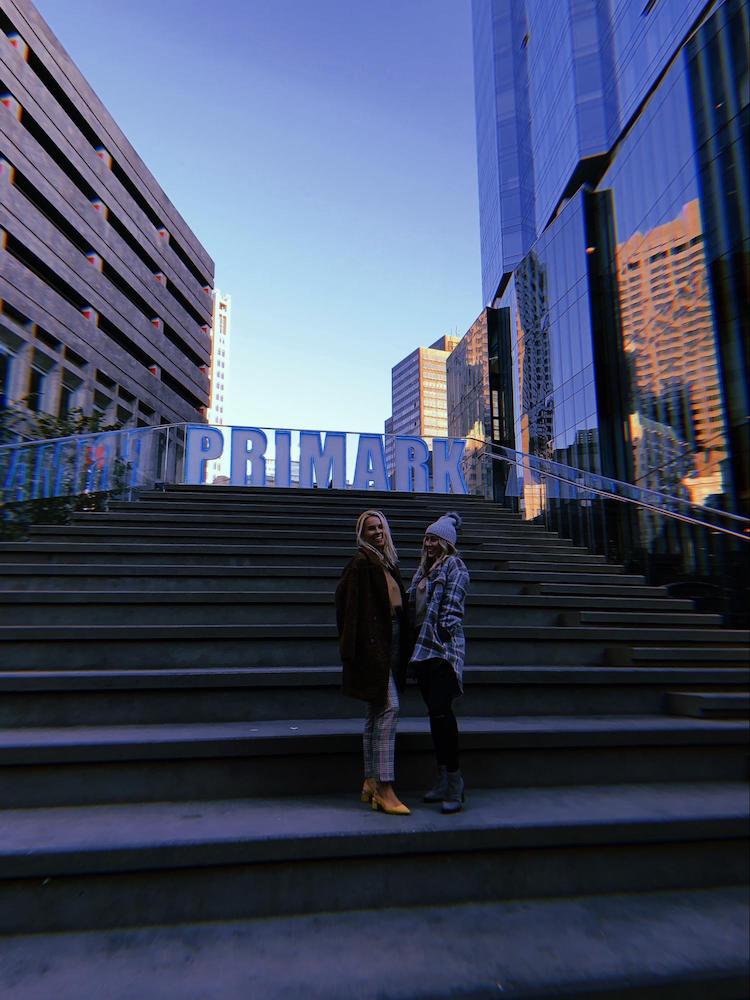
[184,426,468,494]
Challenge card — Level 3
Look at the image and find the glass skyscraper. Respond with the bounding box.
[472,0,748,516]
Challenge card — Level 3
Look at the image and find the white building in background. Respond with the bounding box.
[205,289,231,482]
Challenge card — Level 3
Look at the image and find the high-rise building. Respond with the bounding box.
[205,289,231,482]
[471,0,748,513]
[0,0,213,435]
[385,335,460,480]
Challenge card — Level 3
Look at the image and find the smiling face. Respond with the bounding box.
[363,515,385,550]
[423,533,442,561]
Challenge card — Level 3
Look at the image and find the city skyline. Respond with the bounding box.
[31,0,482,439]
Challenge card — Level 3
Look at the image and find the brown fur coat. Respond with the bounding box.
[335,549,412,703]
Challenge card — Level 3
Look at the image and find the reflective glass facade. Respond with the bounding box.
[685,0,750,512]
[499,190,601,518]
[608,0,709,125]
[475,0,748,517]
[599,53,730,504]
[525,0,618,229]
[472,0,737,294]
[472,0,536,304]
[447,312,492,496]
[447,307,515,499]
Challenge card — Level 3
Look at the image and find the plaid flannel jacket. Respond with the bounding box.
[407,554,470,689]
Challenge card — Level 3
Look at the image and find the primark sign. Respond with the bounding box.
[1,424,469,502]
[186,426,469,494]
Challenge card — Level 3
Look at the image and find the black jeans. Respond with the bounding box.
[414,658,460,772]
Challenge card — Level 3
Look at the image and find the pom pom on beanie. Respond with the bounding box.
[424,511,462,546]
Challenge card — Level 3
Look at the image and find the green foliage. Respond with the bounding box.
[0,404,119,443]
[0,407,126,539]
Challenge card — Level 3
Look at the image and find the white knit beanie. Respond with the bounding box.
[424,511,462,546]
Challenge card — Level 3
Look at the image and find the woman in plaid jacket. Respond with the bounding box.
[408,511,470,813]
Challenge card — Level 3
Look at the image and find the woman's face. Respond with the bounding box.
[363,515,385,550]
[424,533,442,560]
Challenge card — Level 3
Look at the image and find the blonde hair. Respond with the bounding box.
[419,535,457,577]
[355,509,398,569]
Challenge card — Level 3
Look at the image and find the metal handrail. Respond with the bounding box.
[477,440,749,542]
[467,436,748,523]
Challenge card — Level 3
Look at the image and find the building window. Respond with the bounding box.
[0,351,11,408]
[27,366,46,412]
[59,381,75,415]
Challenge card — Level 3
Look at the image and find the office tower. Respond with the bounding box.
[389,335,461,447]
[0,1,213,435]
[472,0,748,513]
[205,289,231,482]
[385,335,460,479]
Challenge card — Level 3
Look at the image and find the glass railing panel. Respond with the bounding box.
[481,442,750,625]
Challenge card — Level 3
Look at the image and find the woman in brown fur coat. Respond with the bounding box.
[335,509,412,815]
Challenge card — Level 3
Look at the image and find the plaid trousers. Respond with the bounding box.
[363,617,400,783]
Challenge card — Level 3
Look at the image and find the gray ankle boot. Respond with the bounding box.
[423,765,449,803]
[441,770,464,814]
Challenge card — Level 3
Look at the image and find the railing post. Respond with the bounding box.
[162,426,170,486]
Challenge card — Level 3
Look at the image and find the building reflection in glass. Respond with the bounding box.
[516,251,554,462]
[503,191,601,516]
[447,312,491,497]
[515,252,554,517]
[447,308,515,499]
[471,0,747,617]
[617,200,729,505]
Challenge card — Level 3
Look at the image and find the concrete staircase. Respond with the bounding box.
[1,485,748,999]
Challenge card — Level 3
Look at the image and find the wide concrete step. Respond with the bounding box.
[529,581,672,598]
[2,886,747,1000]
[608,647,750,667]
[0,564,651,593]
[561,610,723,627]
[2,716,747,808]
[130,496,513,522]
[0,542,611,569]
[27,524,588,555]
[0,782,748,934]
[0,591,701,628]
[0,783,747,938]
[97,504,537,527]
[63,516,557,543]
[3,666,749,727]
[1,623,746,670]
[502,558,618,572]
[142,485,500,507]
[666,691,750,719]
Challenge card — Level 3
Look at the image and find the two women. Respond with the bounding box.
[335,508,470,815]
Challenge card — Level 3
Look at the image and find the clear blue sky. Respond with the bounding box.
[37,0,482,435]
